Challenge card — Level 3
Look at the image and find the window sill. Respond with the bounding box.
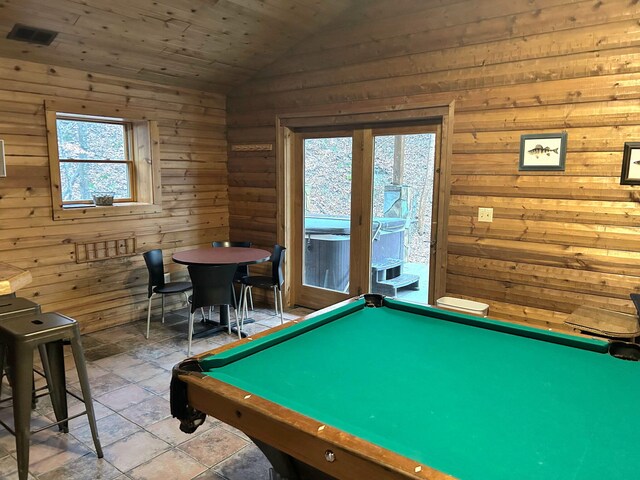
[54,202,162,221]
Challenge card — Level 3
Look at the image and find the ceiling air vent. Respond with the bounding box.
[7,24,58,46]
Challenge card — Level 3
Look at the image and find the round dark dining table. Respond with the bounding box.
[172,246,271,333]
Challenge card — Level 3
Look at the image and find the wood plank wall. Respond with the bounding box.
[227,0,640,329]
[0,57,228,332]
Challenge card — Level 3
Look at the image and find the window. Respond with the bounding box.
[56,114,134,204]
[45,100,162,220]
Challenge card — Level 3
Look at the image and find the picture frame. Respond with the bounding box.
[0,140,5,177]
[620,142,640,185]
[519,132,567,171]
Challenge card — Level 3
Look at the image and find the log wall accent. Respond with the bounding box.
[0,57,228,332]
[227,0,640,328]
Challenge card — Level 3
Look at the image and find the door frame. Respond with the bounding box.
[276,100,455,309]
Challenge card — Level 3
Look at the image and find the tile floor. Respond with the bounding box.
[0,304,313,480]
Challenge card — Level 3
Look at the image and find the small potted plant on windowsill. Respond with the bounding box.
[92,192,115,206]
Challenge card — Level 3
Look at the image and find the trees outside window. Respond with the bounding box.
[56,116,133,203]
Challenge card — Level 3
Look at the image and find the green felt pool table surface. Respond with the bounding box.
[197,297,640,480]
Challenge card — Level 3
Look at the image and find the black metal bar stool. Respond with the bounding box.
[0,295,39,316]
[0,296,43,409]
[0,312,103,480]
[0,296,68,419]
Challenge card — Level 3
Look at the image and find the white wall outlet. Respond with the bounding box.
[478,207,493,222]
[164,272,171,283]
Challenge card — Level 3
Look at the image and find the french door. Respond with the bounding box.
[288,123,442,311]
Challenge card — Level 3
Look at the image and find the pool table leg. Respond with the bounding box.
[252,437,338,480]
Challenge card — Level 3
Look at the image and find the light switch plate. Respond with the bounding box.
[478,207,493,222]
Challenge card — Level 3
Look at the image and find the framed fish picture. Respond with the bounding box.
[519,132,567,171]
[620,142,640,185]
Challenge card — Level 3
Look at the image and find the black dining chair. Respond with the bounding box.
[211,241,254,311]
[239,244,286,329]
[143,249,192,339]
[187,264,239,355]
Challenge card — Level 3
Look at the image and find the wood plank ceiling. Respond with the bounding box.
[0,0,355,92]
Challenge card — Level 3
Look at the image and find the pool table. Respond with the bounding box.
[170,294,640,480]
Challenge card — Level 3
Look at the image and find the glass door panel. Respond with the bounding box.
[370,133,436,303]
[302,136,353,294]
